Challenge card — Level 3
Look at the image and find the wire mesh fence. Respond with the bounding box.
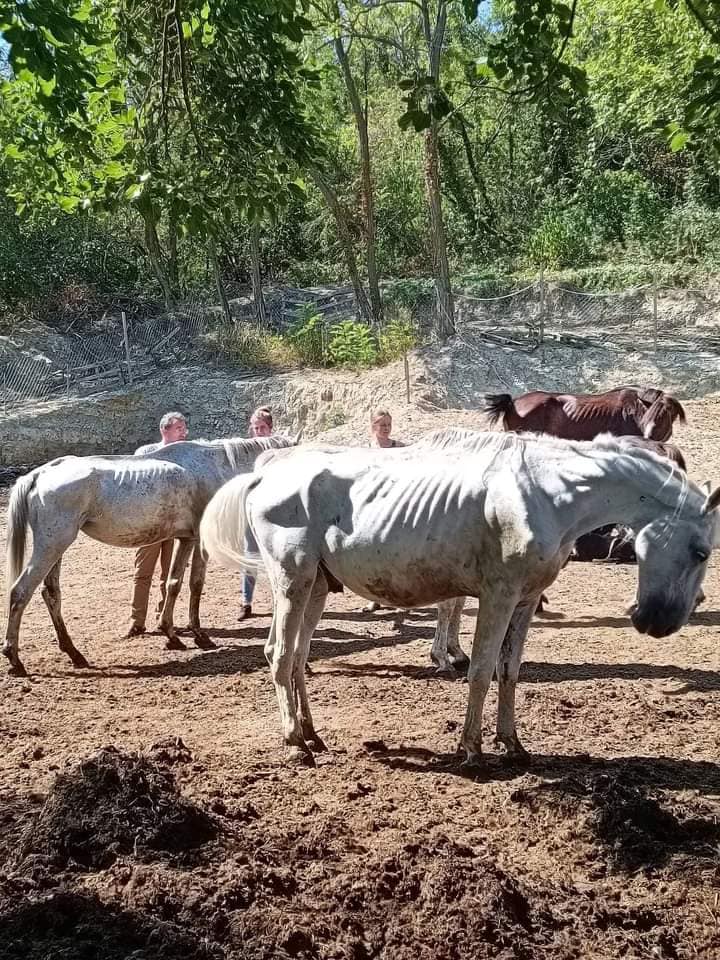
[2,272,720,412]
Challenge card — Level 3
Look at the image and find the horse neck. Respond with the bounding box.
[221,437,275,477]
[556,447,698,541]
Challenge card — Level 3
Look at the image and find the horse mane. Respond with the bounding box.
[413,427,498,451]
[218,434,297,470]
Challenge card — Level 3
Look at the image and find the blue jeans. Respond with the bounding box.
[242,573,256,605]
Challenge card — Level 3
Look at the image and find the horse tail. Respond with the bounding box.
[6,472,35,604]
[200,473,264,574]
[482,393,515,428]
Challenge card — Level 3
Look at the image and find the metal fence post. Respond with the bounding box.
[3,369,6,416]
[121,311,134,383]
[404,352,411,403]
[652,270,658,352]
[538,265,546,347]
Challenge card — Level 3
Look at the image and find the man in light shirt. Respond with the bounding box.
[127,411,188,637]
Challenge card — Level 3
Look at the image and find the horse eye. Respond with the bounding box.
[694,548,710,564]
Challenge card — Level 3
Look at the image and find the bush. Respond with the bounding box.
[327,318,378,367]
[207,322,299,368]
[659,202,720,262]
[288,304,327,365]
[575,170,665,245]
[378,310,418,362]
[527,208,592,268]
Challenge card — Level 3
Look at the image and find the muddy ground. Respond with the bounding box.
[1,402,720,958]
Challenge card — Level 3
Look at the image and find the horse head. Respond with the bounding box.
[631,484,720,637]
[639,393,686,441]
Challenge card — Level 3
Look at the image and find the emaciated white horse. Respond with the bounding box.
[4,435,296,677]
[201,432,720,766]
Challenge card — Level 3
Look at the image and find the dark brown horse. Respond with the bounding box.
[483,387,686,442]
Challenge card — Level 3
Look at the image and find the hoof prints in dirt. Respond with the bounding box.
[8,744,216,877]
[512,771,720,872]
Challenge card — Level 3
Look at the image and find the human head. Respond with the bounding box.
[249,406,273,438]
[371,407,393,443]
[159,411,188,444]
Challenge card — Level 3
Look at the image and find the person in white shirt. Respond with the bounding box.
[127,411,188,637]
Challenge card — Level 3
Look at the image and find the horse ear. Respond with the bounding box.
[701,480,712,494]
[701,485,720,515]
[292,430,303,445]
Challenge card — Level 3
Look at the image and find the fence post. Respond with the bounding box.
[65,367,71,397]
[2,369,6,416]
[121,311,134,383]
[538,265,546,347]
[652,270,658,352]
[404,353,411,403]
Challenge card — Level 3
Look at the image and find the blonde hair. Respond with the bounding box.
[371,407,391,425]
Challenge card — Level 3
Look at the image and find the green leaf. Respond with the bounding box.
[4,143,25,160]
[104,160,126,179]
[124,183,144,200]
[669,130,689,152]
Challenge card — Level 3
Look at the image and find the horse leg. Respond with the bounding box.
[430,599,455,674]
[157,539,195,651]
[446,597,469,673]
[41,559,90,670]
[186,544,215,650]
[460,588,520,766]
[270,571,316,765]
[495,600,537,758]
[4,537,75,677]
[292,572,329,752]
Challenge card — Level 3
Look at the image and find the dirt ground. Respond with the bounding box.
[1,402,720,959]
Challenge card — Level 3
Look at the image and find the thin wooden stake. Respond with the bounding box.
[121,311,134,383]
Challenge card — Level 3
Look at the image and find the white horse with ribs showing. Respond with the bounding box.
[201,432,720,766]
[3,435,296,677]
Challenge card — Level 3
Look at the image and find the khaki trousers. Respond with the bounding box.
[131,539,174,628]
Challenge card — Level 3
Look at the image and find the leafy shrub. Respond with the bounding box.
[288,304,327,365]
[327,319,378,367]
[527,208,592,268]
[378,310,418,361]
[576,170,665,245]
[660,202,720,262]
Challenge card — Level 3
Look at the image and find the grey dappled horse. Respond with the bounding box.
[202,433,720,766]
[4,435,296,676]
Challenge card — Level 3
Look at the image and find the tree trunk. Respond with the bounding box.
[424,122,455,339]
[421,0,454,340]
[141,206,175,312]
[333,22,383,324]
[208,237,231,324]
[310,167,373,323]
[250,224,268,326]
[167,208,180,297]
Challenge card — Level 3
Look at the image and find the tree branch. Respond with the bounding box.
[171,0,205,156]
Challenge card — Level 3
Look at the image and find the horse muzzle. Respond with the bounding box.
[631,598,687,638]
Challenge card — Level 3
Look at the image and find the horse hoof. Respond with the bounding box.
[164,637,187,652]
[71,654,90,670]
[286,745,315,767]
[304,662,314,676]
[193,634,216,650]
[307,735,328,753]
[495,734,530,760]
[7,662,28,678]
[449,656,470,675]
[459,752,484,772]
[433,665,457,680]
